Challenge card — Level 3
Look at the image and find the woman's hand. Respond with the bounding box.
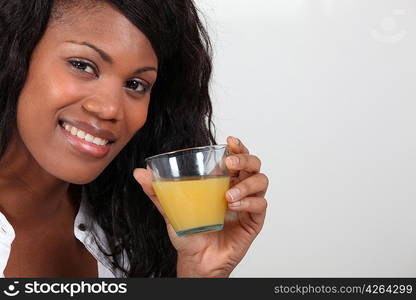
[133,136,269,277]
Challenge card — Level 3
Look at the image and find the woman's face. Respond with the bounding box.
[16,3,158,184]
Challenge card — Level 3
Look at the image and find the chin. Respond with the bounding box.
[66,177,98,185]
[46,165,106,185]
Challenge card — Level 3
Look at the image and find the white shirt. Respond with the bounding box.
[0,187,129,278]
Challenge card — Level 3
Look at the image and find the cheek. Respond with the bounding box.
[40,64,87,111]
[125,100,150,136]
[17,69,82,143]
[18,65,82,119]
[46,76,84,110]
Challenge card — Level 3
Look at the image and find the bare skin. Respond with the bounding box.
[0,2,157,277]
[3,183,98,277]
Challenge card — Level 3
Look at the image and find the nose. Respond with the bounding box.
[81,86,123,121]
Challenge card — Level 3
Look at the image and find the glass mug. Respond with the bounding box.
[145,145,230,236]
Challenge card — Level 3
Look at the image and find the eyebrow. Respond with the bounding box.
[64,40,157,74]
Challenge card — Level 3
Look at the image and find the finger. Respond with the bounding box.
[133,168,169,222]
[226,153,261,174]
[133,168,155,197]
[228,197,267,234]
[226,173,269,202]
[227,136,249,154]
[228,196,268,215]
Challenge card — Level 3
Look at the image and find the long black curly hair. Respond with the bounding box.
[0,0,215,277]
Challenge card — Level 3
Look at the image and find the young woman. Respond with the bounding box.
[0,0,269,277]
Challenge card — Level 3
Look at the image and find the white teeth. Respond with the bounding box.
[84,134,94,143]
[61,121,109,145]
[76,130,86,139]
[92,138,104,146]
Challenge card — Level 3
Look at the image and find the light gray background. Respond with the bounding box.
[197,0,416,277]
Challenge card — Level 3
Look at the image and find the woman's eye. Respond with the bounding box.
[68,60,96,76]
[125,79,149,94]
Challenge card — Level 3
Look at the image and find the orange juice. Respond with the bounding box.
[152,176,230,235]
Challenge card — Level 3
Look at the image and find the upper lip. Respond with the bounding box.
[59,118,117,142]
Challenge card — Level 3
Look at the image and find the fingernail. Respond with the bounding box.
[233,137,240,145]
[227,156,239,166]
[227,188,240,201]
[229,201,241,207]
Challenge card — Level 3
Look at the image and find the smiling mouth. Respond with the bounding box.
[58,120,115,146]
[58,120,114,159]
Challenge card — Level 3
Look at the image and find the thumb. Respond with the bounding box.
[133,167,154,196]
[133,168,169,223]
